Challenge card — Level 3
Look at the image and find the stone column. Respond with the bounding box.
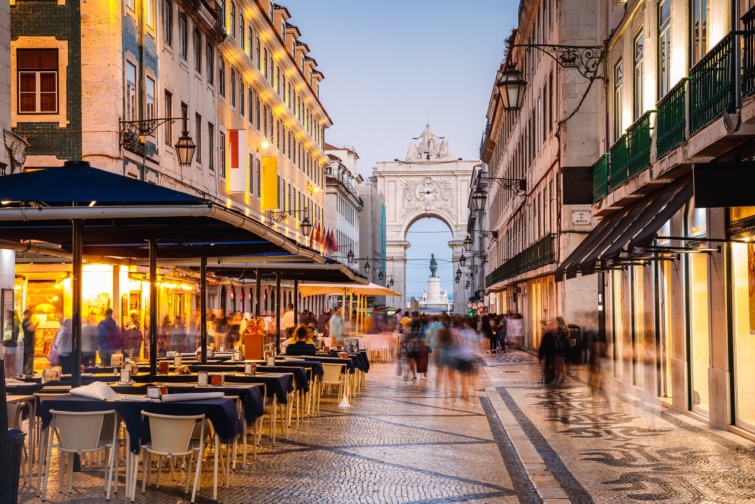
[386,241,410,309]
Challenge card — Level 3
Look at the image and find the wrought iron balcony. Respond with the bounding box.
[689,32,736,134]
[656,79,686,159]
[485,233,556,287]
[626,110,655,178]
[592,153,609,202]
[608,135,628,190]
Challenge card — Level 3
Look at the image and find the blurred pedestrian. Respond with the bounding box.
[97,308,120,366]
[82,314,98,367]
[21,309,38,376]
[3,310,20,378]
[554,316,570,383]
[538,319,557,384]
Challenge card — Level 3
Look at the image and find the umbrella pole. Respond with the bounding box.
[149,239,158,379]
[200,257,207,364]
[275,273,281,354]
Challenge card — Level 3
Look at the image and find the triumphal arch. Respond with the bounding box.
[372,125,479,313]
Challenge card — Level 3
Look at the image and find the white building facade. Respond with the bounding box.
[324,143,363,266]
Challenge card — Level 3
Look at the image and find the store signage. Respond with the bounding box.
[228,129,247,193]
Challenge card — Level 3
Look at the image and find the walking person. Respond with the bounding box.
[538,319,557,384]
[402,320,423,381]
[554,316,570,383]
[329,306,344,348]
[81,314,98,367]
[495,314,507,353]
[97,308,119,366]
[481,315,496,354]
[21,309,38,376]
[3,310,21,378]
[55,319,73,375]
[123,311,143,359]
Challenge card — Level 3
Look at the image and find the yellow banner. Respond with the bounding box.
[260,156,278,210]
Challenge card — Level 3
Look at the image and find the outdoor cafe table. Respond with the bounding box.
[36,394,240,500]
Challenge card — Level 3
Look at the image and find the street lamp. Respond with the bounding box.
[119,115,196,167]
[463,236,473,252]
[378,270,384,281]
[459,254,467,267]
[389,277,394,287]
[347,249,355,264]
[364,260,371,274]
[267,209,314,238]
[472,185,486,212]
[496,65,527,111]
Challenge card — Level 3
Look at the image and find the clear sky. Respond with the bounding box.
[283,0,519,299]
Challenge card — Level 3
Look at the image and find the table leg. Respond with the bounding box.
[242,418,248,468]
[213,435,219,501]
[271,397,277,446]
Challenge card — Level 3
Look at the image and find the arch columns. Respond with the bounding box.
[385,240,410,309]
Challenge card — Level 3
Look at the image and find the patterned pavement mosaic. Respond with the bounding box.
[485,351,755,504]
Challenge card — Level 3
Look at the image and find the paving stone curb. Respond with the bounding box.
[485,385,567,503]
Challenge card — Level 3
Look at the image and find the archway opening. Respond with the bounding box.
[404,217,454,310]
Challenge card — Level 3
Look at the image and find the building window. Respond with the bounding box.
[206,43,214,85]
[239,14,244,49]
[548,71,553,132]
[193,29,202,73]
[249,153,254,194]
[219,131,226,177]
[179,13,188,59]
[146,76,155,121]
[256,37,261,70]
[613,59,623,142]
[195,113,202,164]
[252,86,254,125]
[263,48,268,78]
[248,26,253,60]
[230,2,236,38]
[658,0,671,98]
[125,61,137,121]
[239,79,244,116]
[162,0,172,46]
[164,90,173,144]
[218,57,225,97]
[256,96,261,130]
[633,31,644,121]
[17,49,58,113]
[230,68,236,107]
[126,0,134,10]
[208,122,215,171]
[146,0,155,28]
[691,0,708,65]
[256,157,261,196]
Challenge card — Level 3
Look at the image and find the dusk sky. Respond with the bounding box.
[284,1,519,299]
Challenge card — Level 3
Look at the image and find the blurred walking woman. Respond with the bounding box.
[3,310,21,378]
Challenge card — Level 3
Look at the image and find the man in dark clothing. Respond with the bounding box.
[538,320,557,384]
[286,326,316,356]
[21,309,38,375]
[97,308,120,366]
[316,309,331,339]
[301,311,317,326]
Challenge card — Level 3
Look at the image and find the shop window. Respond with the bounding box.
[631,266,645,389]
[731,242,755,430]
[612,269,625,380]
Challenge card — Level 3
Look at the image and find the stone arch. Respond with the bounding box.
[400,211,461,242]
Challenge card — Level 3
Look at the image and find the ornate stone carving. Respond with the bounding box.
[400,176,456,221]
[405,124,454,161]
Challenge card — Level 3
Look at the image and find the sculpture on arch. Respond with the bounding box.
[405,124,454,161]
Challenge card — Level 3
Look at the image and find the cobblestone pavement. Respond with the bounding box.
[484,350,755,503]
[17,359,536,504]
[17,350,755,503]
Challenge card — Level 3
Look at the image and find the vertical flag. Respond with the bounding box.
[260,156,278,210]
[228,130,247,193]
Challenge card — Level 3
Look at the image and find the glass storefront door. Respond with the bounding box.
[612,270,624,380]
[731,242,755,430]
[688,251,710,413]
[632,266,645,389]
[657,259,673,398]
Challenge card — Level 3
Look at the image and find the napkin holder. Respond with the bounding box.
[197,371,208,386]
[119,369,131,384]
[42,368,61,383]
[244,362,257,376]
[111,353,124,367]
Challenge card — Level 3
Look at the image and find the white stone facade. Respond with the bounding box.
[373,125,478,313]
[324,145,362,266]
[359,181,386,288]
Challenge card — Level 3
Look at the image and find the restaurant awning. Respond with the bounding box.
[0,162,322,261]
[297,282,402,297]
[138,259,369,284]
[555,175,691,281]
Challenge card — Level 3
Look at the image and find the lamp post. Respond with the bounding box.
[267,209,314,238]
[463,236,473,253]
[119,116,196,167]
[364,260,371,274]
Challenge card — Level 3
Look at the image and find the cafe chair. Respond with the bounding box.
[41,409,118,502]
[318,363,346,411]
[35,392,72,494]
[7,403,29,485]
[135,412,205,504]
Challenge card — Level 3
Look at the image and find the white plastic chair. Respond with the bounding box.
[318,363,346,410]
[41,409,118,502]
[134,412,205,503]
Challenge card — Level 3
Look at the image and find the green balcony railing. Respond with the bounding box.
[592,153,609,202]
[656,79,687,158]
[608,135,628,191]
[627,110,655,178]
[689,32,736,134]
[742,6,755,97]
[486,234,556,287]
